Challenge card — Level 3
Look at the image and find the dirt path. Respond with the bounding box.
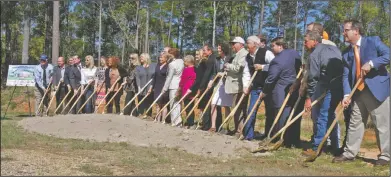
[19,114,261,159]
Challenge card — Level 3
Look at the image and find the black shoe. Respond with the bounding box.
[375,159,390,166]
[332,155,354,163]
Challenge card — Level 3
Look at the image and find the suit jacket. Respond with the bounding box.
[68,65,82,89]
[342,36,390,102]
[53,65,66,86]
[163,58,184,91]
[225,47,248,94]
[264,49,300,108]
[246,48,268,90]
[190,54,216,92]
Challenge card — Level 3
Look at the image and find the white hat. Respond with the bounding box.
[230,37,245,44]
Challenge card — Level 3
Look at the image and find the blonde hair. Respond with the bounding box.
[140,53,151,65]
[85,55,95,69]
[129,53,140,66]
[184,55,195,65]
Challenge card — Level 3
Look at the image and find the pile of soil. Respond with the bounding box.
[19,114,262,159]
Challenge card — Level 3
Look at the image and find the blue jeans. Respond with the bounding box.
[243,89,263,140]
[311,90,340,151]
[84,86,95,113]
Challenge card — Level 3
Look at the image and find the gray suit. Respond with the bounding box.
[163,58,184,126]
[225,47,248,94]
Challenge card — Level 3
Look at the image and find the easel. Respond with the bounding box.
[2,84,32,119]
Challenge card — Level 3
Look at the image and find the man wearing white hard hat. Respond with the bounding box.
[222,37,249,135]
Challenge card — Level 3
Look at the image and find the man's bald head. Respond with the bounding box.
[57,56,65,67]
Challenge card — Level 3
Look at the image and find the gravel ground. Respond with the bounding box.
[18,114,261,159]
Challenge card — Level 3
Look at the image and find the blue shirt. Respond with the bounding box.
[34,64,54,89]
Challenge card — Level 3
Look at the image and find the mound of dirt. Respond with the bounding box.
[19,114,262,159]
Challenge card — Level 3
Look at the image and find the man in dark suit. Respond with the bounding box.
[52,57,68,112]
[258,37,300,141]
[333,20,390,166]
[67,55,82,114]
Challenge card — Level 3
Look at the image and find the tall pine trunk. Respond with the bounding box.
[258,0,265,34]
[22,2,31,64]
[52,1,60,64]
[294,1,299,50]
[135,1,140,51]
[168,1,174,47]
[144,5,149,53]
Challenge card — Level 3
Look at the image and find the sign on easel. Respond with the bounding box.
[6,65,36,86]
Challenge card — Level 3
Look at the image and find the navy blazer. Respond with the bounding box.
[342,36,390,102]
[264,49,300,108]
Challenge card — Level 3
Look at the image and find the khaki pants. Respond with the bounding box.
[343,87,390,161]
[34,87,50,116]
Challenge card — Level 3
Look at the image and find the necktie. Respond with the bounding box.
[353,45,364,91]
[43,66,47,88]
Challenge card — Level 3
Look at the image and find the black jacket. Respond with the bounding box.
[104,66,128,90]
[246,48,268,89]
[67,64,81,89]
[190,54,216,92]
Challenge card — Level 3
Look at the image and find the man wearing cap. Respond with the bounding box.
[241,35,275,140]
[224,37,249,135]
[34,54,54,116]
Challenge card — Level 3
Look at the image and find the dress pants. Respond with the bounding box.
[55,85,67,114]
[123,91,136,115]
[135,94,153,116]
[106,91,122,114]
[342,87,390,161]
[169,89,181,126]
[184,98,195,126]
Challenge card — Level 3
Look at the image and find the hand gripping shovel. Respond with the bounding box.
[94,77,121,113]
[304,78,363,162]
[267,68,303,139]
[252,91,327,153]
[120,79,152,115]
[218,71,258,133]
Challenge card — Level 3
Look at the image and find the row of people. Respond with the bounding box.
[33,19,389,165]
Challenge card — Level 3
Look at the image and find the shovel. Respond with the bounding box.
[46,80,63,115]
[160,91,190,123]
[61,85,82,114]
[78,80,105,114]
[120,79,152,115]
[102,84,124,114]
[94,77,121,113]
[130,91,152,116]
[304,78,362,162]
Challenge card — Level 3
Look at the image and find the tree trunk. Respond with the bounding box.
[212,1,217,48]
[277,3,281,36]
[44,1,52,57]
[98,1,102,66]
[22,1,31,64]
[2,2,14,87]
[159,3,164,49]
[258,0,265,34]
[168,1,174,47]
[301,5,308,61]
[144,5,149,53]
[122,39,125,65]
[180,8,184,54]
[135,1,140,51]
[52,1,60,64]
[294,1,299,50]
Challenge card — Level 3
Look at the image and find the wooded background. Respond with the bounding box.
[1,1,390,87]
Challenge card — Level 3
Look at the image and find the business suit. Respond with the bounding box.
[163,58,184,126]
[52,65,68,111]
[263,49,300,138]
[341,36,390,161]
[67,64,82,114]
